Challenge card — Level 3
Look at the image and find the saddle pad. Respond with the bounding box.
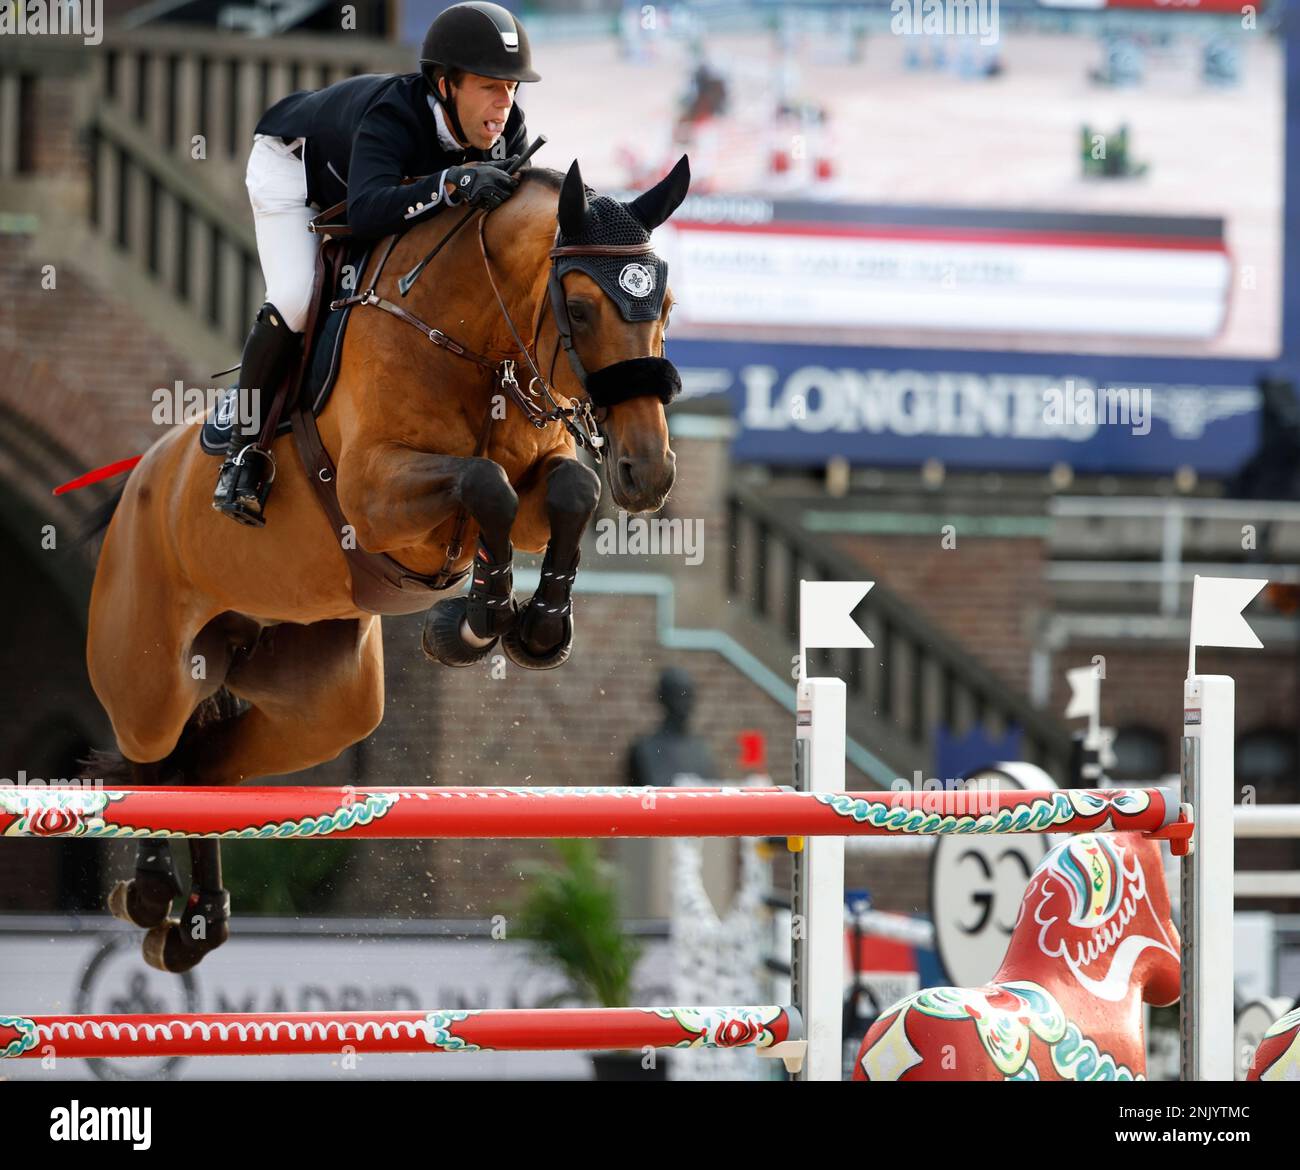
[199,241,373,456]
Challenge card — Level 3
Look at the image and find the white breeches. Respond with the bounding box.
[245,134,318,333]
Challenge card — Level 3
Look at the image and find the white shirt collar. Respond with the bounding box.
[428,95,465,153]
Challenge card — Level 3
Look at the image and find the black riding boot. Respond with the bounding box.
[212,302,300,527]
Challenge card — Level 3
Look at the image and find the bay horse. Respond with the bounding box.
[84,157,689,973]
[854,832,1180,1081]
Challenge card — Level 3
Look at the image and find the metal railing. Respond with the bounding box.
[96,27,408,167]
[727,485,1076,781]
[1235,806,1300,900]
[1050,496,1300,617]
[88,101,260,353]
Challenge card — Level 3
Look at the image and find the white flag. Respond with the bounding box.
[800,580,873,652]
[1064,666,1101,721]
[1190,575,1267,650]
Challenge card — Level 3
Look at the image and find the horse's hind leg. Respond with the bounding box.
[130,618,384,971]
[142,840,229,975]
[106,762,183,929]
[91,608,253,967]
[90,607,222,935]
[504,455,600,670]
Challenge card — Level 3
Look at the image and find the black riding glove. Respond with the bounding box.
[444,163,519,210]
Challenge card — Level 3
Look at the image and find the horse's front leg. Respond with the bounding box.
[504,454,601,670]
[339,445,520,663]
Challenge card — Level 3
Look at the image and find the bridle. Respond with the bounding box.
[333,207,679,465]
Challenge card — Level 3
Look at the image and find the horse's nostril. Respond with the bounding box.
[617,457,636,494]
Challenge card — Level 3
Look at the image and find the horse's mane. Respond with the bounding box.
[519,167,566,193]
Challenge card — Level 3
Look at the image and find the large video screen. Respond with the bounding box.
[518,5,1283,360]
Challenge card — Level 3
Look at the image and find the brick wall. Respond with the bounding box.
[27,74,83,178]
[829,531,1048,692]
[1050,640,1300,780]
[0,234,202,469]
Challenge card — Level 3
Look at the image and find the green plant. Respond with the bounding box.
[224,840,354,915]
[514,839,641,1008]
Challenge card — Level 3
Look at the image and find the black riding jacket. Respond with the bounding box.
[255,72,528,241]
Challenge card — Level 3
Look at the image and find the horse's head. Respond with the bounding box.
[1001,832,1180,1008]
[533,156,689,513]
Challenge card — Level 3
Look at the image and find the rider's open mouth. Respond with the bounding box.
[485,119,505,135]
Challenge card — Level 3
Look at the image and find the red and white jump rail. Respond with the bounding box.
[1,1006,800,1061]
[0,676,1190,1082]
[0,783,1182,841]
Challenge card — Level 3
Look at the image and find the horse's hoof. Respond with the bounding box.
[141,912,230,975]
[422,597,501,667]
[502,608,573,670]
[141,920,186,973]
[108,875,177,929]
[142,921,212,975]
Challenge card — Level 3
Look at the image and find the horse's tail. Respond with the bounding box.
[71,482,126,552]
[80,687,245,781]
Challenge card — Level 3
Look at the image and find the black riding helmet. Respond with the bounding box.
[420,2,541,146]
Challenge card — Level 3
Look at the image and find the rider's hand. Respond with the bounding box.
[443,162,520,211]
[405,163,519,219]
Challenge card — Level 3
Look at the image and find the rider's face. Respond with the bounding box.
[441,72,517,152]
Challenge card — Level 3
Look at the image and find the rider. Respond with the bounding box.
[213,0,539,526]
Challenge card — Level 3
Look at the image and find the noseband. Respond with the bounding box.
[335,209,681,465]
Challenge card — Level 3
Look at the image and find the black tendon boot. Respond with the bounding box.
[464,539,518,640]
[212,302,300,526]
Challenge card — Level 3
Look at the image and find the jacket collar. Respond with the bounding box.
[428,95,466,154]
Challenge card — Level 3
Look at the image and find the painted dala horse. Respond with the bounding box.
[854,832,1180,1081]
[1247,1004,1300,1080]
[83,158,690,973]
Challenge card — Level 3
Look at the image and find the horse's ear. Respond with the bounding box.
[626,155,691,232]
[558,160,589,238]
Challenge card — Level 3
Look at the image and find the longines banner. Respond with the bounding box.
[668,339,1263,475]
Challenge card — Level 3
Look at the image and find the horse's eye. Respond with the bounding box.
[567,301,587,323]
